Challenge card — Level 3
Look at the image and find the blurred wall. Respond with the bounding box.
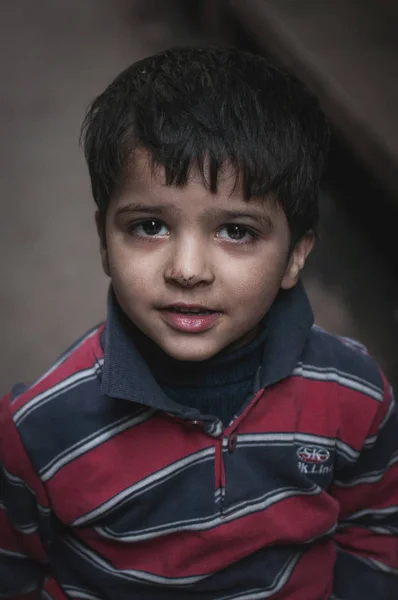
[0,0,203,393]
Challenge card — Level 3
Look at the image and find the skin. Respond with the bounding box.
[97,150,314,362]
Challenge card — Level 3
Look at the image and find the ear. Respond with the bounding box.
[281,232,315,290]
[95,210,111,277]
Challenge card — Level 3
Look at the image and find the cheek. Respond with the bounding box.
[107,241,149,294]
[232,277,278,319]
[222,250,287,303]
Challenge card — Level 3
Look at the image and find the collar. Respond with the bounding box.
[129,311,268,389]
[100,280,313,415]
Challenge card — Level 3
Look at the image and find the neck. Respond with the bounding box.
[129,318,268,424]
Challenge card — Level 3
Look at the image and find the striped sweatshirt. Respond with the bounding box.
[1,282,397,599]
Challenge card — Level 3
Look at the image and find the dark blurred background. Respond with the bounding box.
[1,0,398,394]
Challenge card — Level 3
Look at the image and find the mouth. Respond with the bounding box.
[159,304,222,333]
[162,304,220,315]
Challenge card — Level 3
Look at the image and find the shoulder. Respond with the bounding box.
[0,325,105,503]
[0,324,105,482]
[297,325,385,404]
[6,323,105,429]
[294,326,393,455]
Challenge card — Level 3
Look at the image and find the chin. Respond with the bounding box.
[158,340,222,362]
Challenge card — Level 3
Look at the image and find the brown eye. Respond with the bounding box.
[217,224,258,243]
[226,225,246,240]
[141,219,163,235]
[130,219,169,237]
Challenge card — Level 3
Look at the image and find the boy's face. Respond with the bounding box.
[98,151,313,361]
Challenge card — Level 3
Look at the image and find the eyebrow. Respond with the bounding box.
[115,203,182,217]
[202,208,274,229]
[115,202,273,229]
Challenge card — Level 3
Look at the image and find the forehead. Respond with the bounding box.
[113,149,283,220]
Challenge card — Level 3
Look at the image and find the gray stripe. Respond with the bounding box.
[0,547,29,559]
[95,511,223,542]
[223,484,320,521]
[296,360,382,396]
[293,365,383,402]
[337,523,398,536]
[63,588,103,600]
[12,522,39,535]
[347,505,398,520]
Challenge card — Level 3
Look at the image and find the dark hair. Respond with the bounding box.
[81,46,329,242]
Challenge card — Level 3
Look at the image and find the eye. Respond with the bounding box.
[217,224,259,243]
[130,219,169,238]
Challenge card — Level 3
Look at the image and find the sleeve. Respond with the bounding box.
[330,373,398,600]
[0,389,51,599]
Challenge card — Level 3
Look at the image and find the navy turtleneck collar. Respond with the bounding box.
[130,316,268,425]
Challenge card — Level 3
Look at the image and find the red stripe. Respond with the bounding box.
[76,491,337,576]
[234,378,377,452]
[335,525,398,568]
[46,414,214,523]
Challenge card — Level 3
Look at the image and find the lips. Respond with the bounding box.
[167,307,215,315]
[162,304,219,315]
[159,304,222,333]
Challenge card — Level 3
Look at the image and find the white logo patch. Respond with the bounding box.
[297,445,333,475]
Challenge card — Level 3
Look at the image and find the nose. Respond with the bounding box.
[164,234,215,288]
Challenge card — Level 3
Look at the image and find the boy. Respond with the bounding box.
[0,46,397,600]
